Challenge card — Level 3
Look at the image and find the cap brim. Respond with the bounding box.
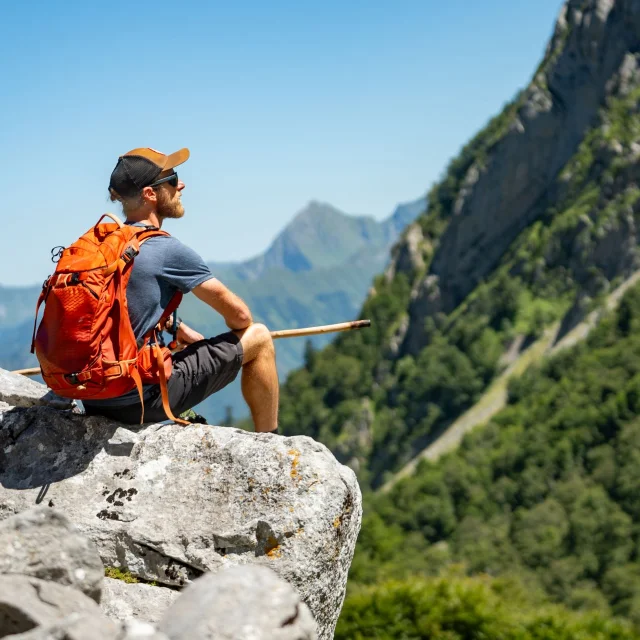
[163,148,190,170]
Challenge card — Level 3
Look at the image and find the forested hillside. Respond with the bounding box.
[342,280,640,635]
[337,573,638,639]
[276,0,640,635]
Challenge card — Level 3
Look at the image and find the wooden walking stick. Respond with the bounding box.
[10,367,45,377]
[11,319,372,377]
[270,319,370,340]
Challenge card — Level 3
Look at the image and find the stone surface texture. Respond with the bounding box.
[159,565,317,640]
[101,578,180,624]
[0,506,104,602]
[0,372,362,639]
[0,368,74,410]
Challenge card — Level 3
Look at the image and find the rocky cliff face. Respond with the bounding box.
[0,369,362,639]
[399,0,640,355]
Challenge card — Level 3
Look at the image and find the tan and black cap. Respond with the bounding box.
[109,147,190,197]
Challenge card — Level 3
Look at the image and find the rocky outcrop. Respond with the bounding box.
[399,0,640,355]
[0,369,362,639]
[0,507,319,640]
[385,223,426,283]
[0,508,320,639]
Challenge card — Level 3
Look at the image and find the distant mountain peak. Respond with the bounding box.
[303,199,335,210]
[208,196,425,281]
[290,200,348,223]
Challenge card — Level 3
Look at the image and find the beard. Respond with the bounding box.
[157,188,185,220]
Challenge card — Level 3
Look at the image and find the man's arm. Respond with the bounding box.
[192,277,253,330]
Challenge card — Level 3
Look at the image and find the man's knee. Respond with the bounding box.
[238,323,275,362]
[252,323,275,353]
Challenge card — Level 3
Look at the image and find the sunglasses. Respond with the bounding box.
[148,172,179,189]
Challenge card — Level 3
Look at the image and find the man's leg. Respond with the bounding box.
[234,323,279,432]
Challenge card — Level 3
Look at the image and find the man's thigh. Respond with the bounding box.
[164,331,244,415]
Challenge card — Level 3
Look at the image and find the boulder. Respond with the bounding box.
[0,394,362,639]
[101,578,179,624]
[0,575,101,637]
[0,506,104,601]
[159,565,317,640]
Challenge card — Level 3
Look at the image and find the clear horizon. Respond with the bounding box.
[2,0,563,286]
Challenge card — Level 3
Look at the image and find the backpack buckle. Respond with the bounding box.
[121,246,139,264]
[65,373,80,385]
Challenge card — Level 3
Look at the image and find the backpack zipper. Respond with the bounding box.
[79,281,99,299]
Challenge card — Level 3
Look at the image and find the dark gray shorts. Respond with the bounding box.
[84,332,243,424]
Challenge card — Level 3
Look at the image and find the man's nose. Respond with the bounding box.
[177,180,185,191]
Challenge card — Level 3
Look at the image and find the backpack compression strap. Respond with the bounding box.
[152,331,189,426]
[137,287,187,426]
[134,230,189,426]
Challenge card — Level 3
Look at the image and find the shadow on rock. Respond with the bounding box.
[0,406,123,491]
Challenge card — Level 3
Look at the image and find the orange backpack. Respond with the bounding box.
[32,213,187,424]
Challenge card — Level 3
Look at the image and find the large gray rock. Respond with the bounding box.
[0,507,104,601]
[0,369,73,410]
[159,565,317,640]
[101,578,179,624]
[0,400,362,640]
[0,575,101,637]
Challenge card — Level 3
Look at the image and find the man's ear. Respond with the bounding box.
[141,186,157,205]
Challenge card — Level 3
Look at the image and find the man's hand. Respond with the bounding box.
[193,278,253,330]
[176,322,204,346]
[160,317,205,350]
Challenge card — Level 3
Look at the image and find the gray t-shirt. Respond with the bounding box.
[84,225,212,407]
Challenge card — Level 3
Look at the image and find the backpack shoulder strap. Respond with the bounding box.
[132,227,187,426]
[136,227,170,251]
[134,226,182,321]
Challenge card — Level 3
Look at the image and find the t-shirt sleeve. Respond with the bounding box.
[159,236,213,293]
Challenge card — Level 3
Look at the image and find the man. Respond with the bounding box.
[83,147,279,433]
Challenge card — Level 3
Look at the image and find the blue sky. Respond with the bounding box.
[2,0,563,286]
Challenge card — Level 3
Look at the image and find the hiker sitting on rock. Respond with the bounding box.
[82,147,279,432]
